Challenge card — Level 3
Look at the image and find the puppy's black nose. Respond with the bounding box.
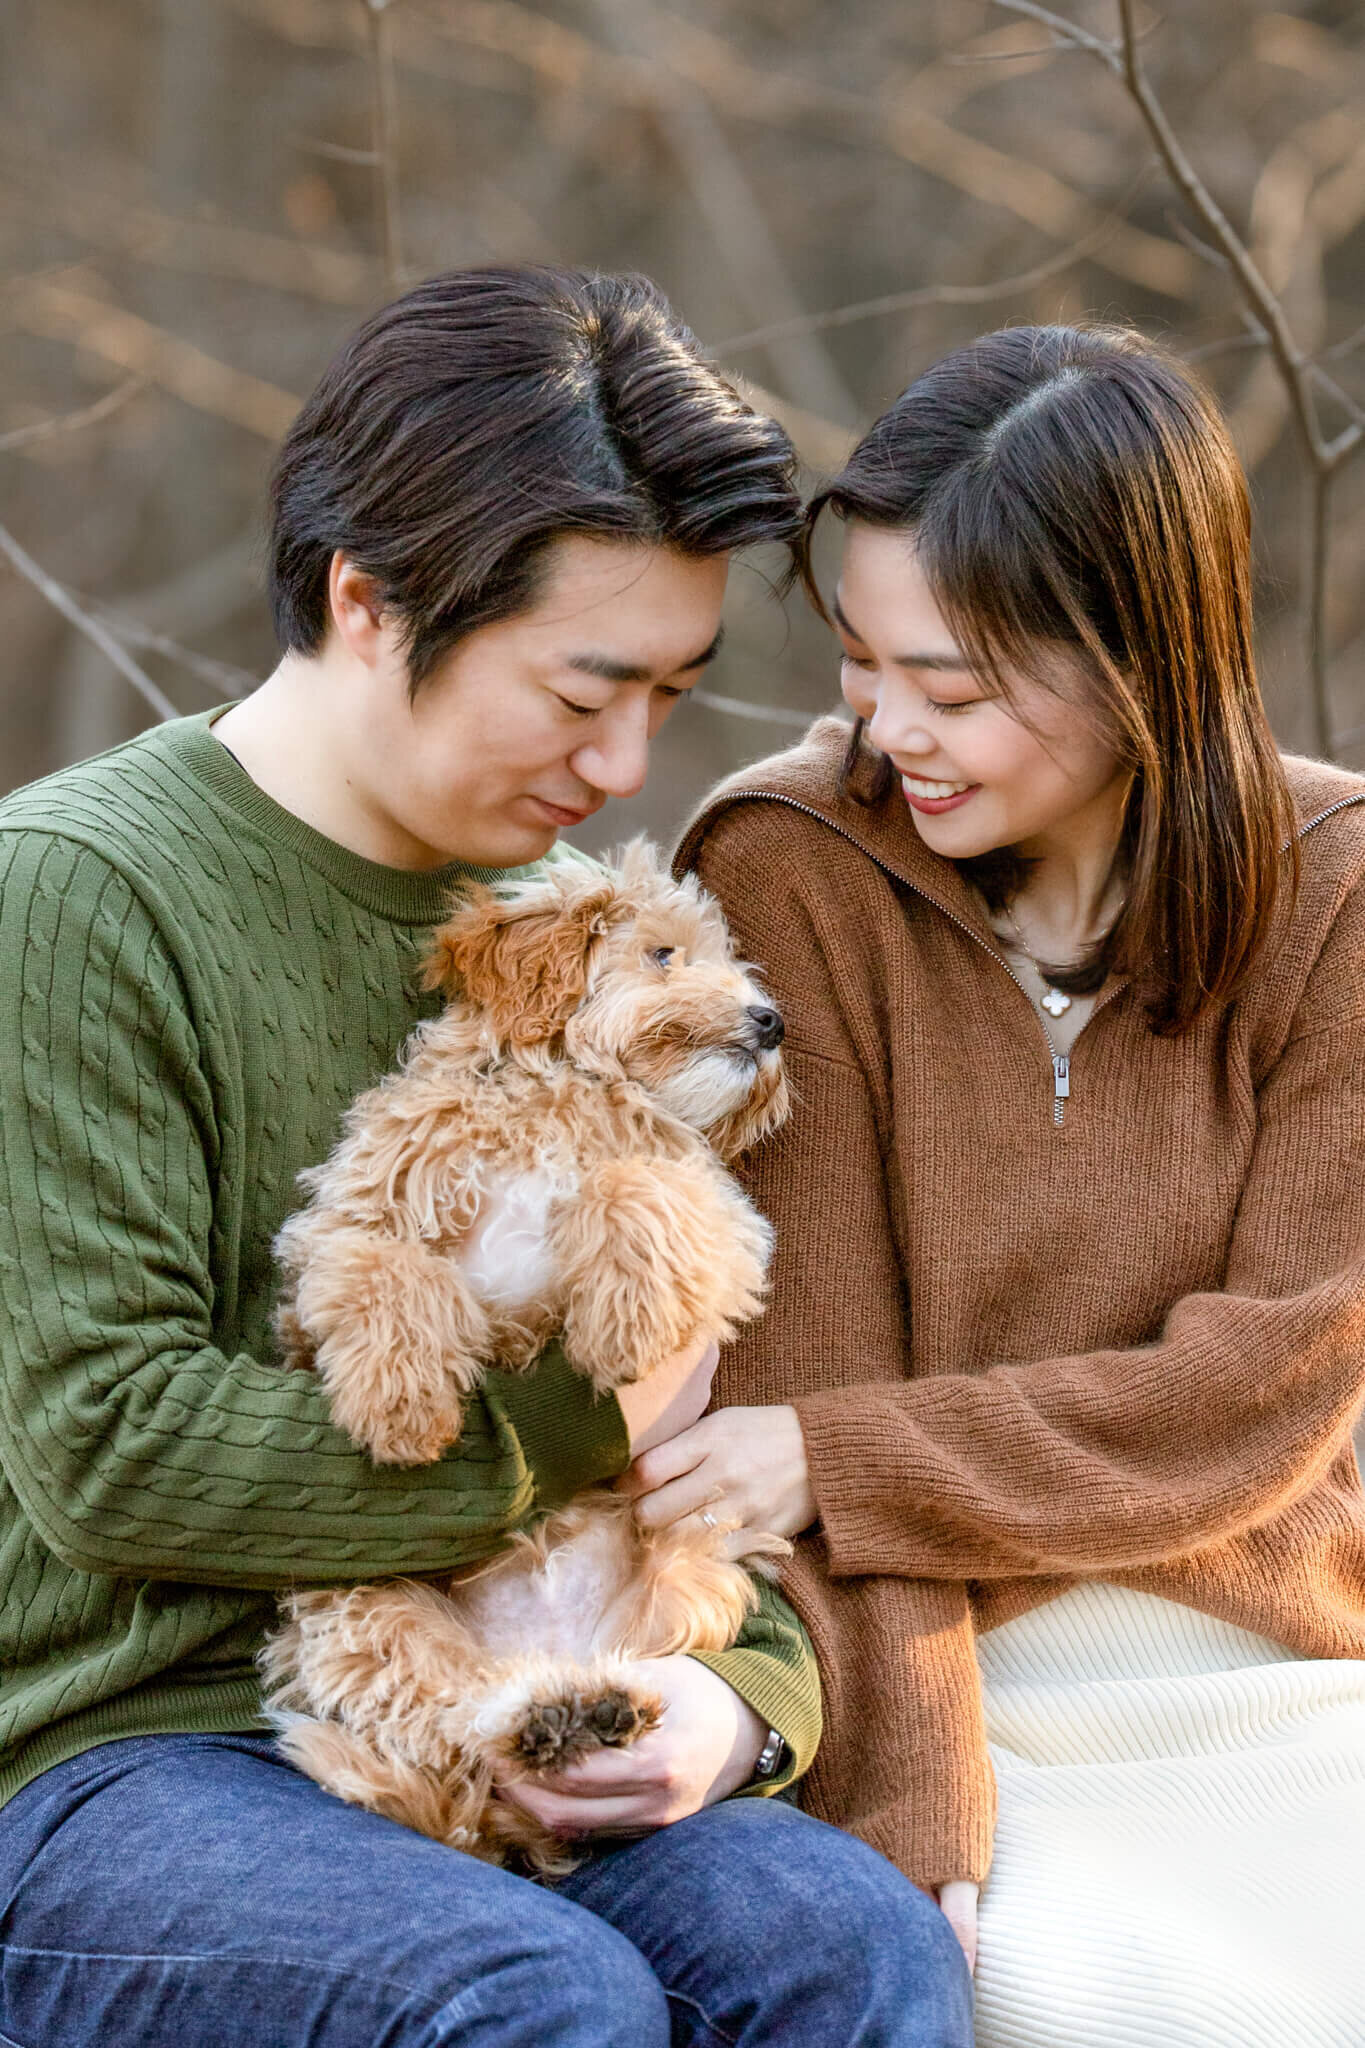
[746,1004,785,1051]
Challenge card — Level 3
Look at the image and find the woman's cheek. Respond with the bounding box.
[839,663,877,719]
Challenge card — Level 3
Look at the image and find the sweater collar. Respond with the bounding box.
[676,716,1365,915]
[155,709,514,925]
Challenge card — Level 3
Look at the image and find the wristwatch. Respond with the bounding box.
[751,1726,789,1782]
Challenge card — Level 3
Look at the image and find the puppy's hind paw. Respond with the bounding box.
[509,1685,663,1774]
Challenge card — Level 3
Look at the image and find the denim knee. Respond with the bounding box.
[558,1799,973,2047]
[422,1890,671,2048]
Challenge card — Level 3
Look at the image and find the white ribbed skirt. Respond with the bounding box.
[973,1582,1365,2048]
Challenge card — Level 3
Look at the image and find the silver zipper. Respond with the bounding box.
[1292,793,1365,846]
[711,790,1080,1125]
[701,785,1365,1132]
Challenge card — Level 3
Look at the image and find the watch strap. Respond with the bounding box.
[752,1725,788,1781]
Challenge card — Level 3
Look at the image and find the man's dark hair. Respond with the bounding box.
[268,266,802,688]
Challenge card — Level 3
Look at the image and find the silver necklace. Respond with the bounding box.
[1001,905,1073,1017]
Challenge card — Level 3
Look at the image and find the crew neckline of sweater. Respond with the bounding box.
[163,708,515,925]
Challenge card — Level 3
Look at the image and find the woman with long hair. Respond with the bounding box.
[634,323,1365,2043]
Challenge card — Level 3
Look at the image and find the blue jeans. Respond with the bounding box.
[0,1735,970,2047]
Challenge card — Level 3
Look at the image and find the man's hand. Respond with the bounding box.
[494,1654,767,1838]
[620,1404,817,1540]
[615,1338,720,1459]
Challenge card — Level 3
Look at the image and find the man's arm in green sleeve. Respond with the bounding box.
[692,1575,822,1794]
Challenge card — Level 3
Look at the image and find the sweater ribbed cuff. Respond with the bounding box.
[690,1642,820,1797]
[488,1345,630,1516]
[795,1389,911,1578]
[0,1676,268,1812]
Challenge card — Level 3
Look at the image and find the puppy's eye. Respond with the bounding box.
[650,947,675,969]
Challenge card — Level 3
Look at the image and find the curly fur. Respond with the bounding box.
[263,840,790,1870]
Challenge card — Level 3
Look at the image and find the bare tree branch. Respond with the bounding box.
[10,276,300,440]
[1183,330,1267,366]
[1165,211,1232,272]
[711,182,1149,355]
[1322,316,1365,364]
[74,601,261,697]
[1110,0,1360,757]
[290,135,382,166]
[1306,463,1333,762]
[1310,366,1365,432]
[0,377,143,455]
[0,523,180,723]
[945,8,1159,63]
[983,0,1120,67]
[994,0,1365,757]
[945,42,1058,65]
[1110,2,1326,456]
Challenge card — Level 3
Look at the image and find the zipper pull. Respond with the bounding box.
[1052,1054,1070,1101]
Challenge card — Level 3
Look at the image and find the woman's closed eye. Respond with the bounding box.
[839,652,979,716]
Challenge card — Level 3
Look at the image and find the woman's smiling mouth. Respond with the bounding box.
[901,775,980,815]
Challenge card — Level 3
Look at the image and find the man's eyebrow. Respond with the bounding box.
[564,624,725,686]
[831,592,970,672]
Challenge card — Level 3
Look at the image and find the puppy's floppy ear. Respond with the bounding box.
[423,871,622,1046]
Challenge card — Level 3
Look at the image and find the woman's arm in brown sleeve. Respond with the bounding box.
[693,803,1365,1585]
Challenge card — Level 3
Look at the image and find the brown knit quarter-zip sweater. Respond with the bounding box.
[676,718,1365,1889]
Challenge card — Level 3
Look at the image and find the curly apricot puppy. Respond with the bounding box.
[262,840,790,1871]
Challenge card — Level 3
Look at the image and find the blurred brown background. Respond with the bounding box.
[2,0,1363,858]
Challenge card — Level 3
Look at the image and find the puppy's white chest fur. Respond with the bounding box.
[456,1512,636,1664]
[459,1168,575,1309]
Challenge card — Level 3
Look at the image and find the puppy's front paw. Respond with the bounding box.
[290,1227,492,1464]
[319,1346,476,1466]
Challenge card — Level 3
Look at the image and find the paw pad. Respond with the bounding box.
[514,1686,651,1770]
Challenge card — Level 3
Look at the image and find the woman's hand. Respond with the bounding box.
[493,1655,767,1838]
[936,1881,979,1974]
[619,1404,817,1540]
[615,1338,720,1458]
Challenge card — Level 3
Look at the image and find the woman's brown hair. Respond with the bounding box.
[799,324,1297,1037]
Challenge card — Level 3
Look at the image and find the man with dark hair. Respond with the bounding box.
[0,267,971,2048]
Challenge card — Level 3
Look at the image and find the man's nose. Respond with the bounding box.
[746,1004,785,1051]
[572,717,650,800]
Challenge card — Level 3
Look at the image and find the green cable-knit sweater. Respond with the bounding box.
[0,710,819,1808]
